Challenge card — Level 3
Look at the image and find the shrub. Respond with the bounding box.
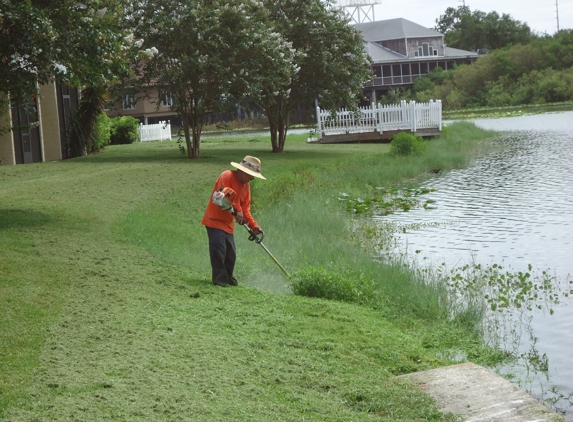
[92,112,112,150]
[110,116,140,145]
[389,132,428,156]
[290,266,375,305]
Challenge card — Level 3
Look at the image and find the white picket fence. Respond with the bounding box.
[139,121,171,142]
[316,100,442,138]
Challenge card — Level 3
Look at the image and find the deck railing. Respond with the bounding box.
[316,100,442,138]
[139,121,171,142]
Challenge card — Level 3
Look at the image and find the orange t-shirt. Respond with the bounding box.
[201,170,258,234]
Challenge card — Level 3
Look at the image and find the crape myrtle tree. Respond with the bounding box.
[133,0,295,159]
[1,0,53,131]
[0,0,141,148]
[435,6,535,51]
[257,0,372,153]
[55,1,146,156]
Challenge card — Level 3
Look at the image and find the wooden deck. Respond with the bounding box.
[318,128,441,144]
[315,100,442,144]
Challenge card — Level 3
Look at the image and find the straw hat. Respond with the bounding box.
[231,156,266,180]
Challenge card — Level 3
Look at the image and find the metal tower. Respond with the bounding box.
[337,0,381,24]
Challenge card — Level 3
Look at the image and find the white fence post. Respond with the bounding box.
[437,100,442,130]
[139,121,172,142]
[410,101,417,133]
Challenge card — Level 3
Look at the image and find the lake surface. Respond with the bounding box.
[374,111,573,419]
[201,127,310,139]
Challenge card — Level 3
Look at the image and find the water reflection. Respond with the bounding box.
[374,111,573,419]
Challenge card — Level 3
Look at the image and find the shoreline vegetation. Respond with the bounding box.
[0,121,534,421]
[443,101,573,120]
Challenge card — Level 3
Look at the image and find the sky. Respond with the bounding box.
[338,0,571,35]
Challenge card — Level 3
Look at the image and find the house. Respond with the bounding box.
[0,82,78,165]
[103,91,248,128]
[355,18,478,104]
[104,91,181,126]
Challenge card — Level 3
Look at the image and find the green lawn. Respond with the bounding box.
[1,127,498,421]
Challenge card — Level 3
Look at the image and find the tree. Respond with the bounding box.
[532,29,573,70]
[435,6,534,51]
[258,0,372,153]
[1,1,53,115]
[134,0,294,159]
[1,0,140,149]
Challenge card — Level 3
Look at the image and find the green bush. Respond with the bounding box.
[389,132,428,156]
[92,112,112,150]
[110,116,140,145]
[290,266,375,305]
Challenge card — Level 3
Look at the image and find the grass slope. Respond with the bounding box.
[1,127,496,421]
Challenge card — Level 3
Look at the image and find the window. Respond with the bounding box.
[401,63,411,83]
[372,65,382,78]
[122,94,136,110]
[417,43,437,58]
[392,64,402,84]
[103,99,114,111]
[162,94,174,108]
[383,65,392,85]
[383,65,392,77]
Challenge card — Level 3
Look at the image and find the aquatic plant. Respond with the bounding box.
[442,263,571,314]
[443,101,573,120]
[337,186,436,215]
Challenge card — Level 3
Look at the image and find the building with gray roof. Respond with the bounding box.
[354,18,478,103]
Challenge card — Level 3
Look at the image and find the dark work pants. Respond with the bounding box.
[206,227,237,286]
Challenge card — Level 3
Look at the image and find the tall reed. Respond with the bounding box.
[244,122,499,324]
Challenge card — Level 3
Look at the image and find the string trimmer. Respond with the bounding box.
[212,187,290,278]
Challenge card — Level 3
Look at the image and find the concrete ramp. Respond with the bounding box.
[397,362,566,421]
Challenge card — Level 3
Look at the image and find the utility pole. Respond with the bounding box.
[459,0,466,6]
[556,0,560,32]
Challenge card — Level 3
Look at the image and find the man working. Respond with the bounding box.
[201,156,266,287]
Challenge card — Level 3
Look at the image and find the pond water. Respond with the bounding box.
[200,127,310,139]
[374,111,573,419]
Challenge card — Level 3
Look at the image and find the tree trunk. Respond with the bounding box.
[266,98,290,153]
[190,104,203,158]
[267,106,280,153]
[182,115,193,158]
[68,85,106,157]
[278,116,289,153]
[191,123,201,158]
[181,104,203,159]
